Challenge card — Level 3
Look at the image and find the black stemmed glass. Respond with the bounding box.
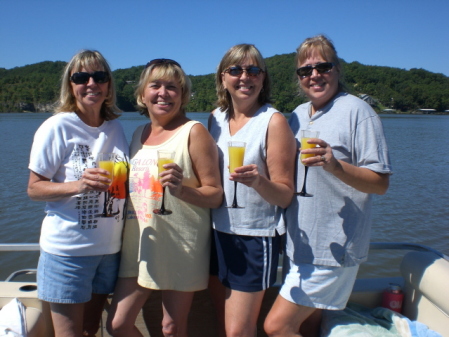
[153,150,175,215]
[97,153,116,217]
[226,141,246,208]
[296,130,320,197]
[297,166,312,197]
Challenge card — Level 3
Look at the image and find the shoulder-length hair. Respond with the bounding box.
[135,61,191,117]
[295,35,346,92]
[215,44,272,117]
[55,50,121,120]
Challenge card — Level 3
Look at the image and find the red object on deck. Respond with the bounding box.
[382,283,404,313]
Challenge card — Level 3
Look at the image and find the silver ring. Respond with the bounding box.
[321,155,326,162]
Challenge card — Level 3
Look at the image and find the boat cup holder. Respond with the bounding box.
[19,284,37,292]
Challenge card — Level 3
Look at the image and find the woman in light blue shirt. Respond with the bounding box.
[264,35,392,337]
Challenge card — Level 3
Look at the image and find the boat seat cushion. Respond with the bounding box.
[0,301,44,337]
[26,307,45,337]
[400,251,449,336]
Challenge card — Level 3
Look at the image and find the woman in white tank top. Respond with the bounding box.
[208,44,296,337]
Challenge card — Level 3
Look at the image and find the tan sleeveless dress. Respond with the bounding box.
[119,121,211,291]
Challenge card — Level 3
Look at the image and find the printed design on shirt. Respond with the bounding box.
[128,156,161,222]
[71,145,128,229]
[72,144,96,180]
[97,156,129,219]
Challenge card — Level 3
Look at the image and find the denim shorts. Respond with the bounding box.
[279,258,359,310]
[37,250,120,304]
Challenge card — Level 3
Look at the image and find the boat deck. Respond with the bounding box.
[96,288,278,336]
[2,243,448,337]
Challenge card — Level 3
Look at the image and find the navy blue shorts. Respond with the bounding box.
[211,230,281,292]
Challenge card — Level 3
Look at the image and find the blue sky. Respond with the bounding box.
[1,0,449,77]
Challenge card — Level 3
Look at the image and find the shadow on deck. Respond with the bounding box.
[99,287,279,337]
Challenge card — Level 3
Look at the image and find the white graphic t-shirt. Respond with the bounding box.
[29,112,129,256]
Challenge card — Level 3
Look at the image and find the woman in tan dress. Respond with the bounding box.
[107,59,222,337]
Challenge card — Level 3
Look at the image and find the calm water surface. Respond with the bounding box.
[0,112,448,280]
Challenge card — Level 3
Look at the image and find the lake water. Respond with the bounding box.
[0,112,448,280]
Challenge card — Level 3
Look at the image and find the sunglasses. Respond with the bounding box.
[296,62,334,78]
[145,58,182,69]
[70,71,110,85]
[224,66,264,77]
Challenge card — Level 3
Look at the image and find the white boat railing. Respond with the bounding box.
[2,242,446,256]
[369,242,449,260]
[0,243,40,252]
[1,242,448,282]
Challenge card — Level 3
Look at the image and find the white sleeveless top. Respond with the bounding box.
[209,104,285,237]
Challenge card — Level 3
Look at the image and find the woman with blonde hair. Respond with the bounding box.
[208,44,296,337]
[107,59,222,337]
[264,35,392,337]
[28,49,128,337]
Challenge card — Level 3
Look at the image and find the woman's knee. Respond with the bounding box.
[161,320,178,337]
[105,315,130,337]
[225,322,257,337]
[264,315,283,336]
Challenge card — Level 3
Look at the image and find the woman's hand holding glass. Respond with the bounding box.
[154,151,177,215]
[96,153,116,217]
[227,141,246,208]
[297,130,319,197]
[153,151,185,215]
[300,137,335,169]
[229,164,260,188]
[158,159,184,197]
[78,167,113,194]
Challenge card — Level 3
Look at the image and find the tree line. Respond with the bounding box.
[1,53,448,113]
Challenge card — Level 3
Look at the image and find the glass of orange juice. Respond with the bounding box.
[97,153,116,217]
[297,130,320,197]
[227,141,246,208]
[153,150,175,215]
[98,153,115,186]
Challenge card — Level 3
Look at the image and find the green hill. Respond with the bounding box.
[1,54,448,113]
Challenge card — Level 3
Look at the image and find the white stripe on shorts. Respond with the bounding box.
[262,237,272,290]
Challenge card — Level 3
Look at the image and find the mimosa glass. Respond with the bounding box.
[153,150,175,215]
[296,130,320,197]
[98,153,116,217]
[227,141,246,208]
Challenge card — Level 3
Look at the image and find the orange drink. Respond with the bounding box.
[227,141,246,208]
[300,130,320,162]
[97,153,115,185]
[300,139,317,160]
[228,143,246,173]
[158,158,174,174]
[154,150,175,215]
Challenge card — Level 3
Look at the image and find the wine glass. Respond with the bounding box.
[98,153,116,217]
[153,150,175,215]
[296,130,320,197]
[227,141,246,208]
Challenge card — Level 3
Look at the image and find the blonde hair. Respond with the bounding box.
[215,44,271,117]
[135,61,191,117]
[295,35,345,92]
[55,50,121,120]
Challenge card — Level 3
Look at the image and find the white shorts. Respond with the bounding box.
[279,258,359,310]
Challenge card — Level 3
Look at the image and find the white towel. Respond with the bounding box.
[0,298,27,337]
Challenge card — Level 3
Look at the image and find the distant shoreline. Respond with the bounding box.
[2,111,449,115]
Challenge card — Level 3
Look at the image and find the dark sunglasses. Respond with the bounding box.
[296,62,334,78]
[145,58,181,69]
[224,66,264,77]
[70,71,110,85]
